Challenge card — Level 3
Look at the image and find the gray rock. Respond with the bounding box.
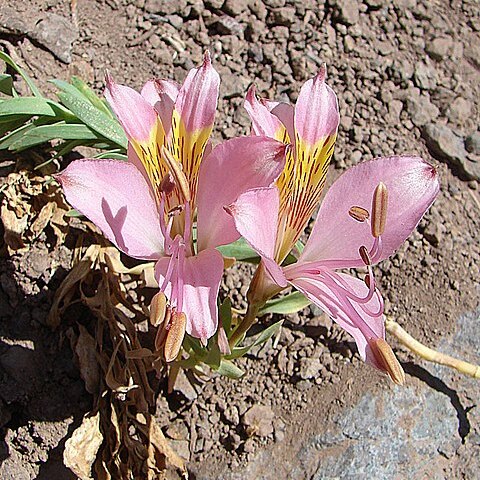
[333,0,360,26]
[298,358,322,380]
[413,62,437,90]
[269,7,297,26]
[422,123,480,181]
[214,15,244,36]
[0,6,34,35]
[242,405,275,437]
[144,0,188,14]
[446,97,473,124]
[29,13,78,63]
[426,36,453,61]
[223,0,249,15]
[172,369,197,401]
[405,94,440,127]
[465,131,480,155]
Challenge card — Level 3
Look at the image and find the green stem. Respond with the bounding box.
[229,302,262,347]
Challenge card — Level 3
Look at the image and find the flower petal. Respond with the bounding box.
[141,80,160,107]
[294,65,340,146]
[174,52,219,134]
[196,136,287,252]
[154,79,181,137]
[57,159,164,260]
[300,156,440,267]
[105,74,157,143]
[244,86,287,140]
[226,187,287,287]
[288,270,385,368]
[155,248,224,342]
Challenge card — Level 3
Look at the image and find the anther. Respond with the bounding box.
[160,173,176,195]
[349,206,370,223]
[359,245,371,266]
[369,338,405,385]
[364,273,371,288]
[164,311,187,362]
[161,146,191,203]
[149,292,167,327]
[371,182,388,238]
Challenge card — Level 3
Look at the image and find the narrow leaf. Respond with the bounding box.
[57,91,127,148]
[258,291,311,316]
[0,74,14,96]
[0,51,42,97]
[70,76,114,118]
[217,237,260,262]
[0,97,58,117]
[227,319,284,359]
[216,359,244,379]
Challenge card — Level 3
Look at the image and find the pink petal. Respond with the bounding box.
[155,249,224,341]
[105,74,157,142]
[141,80,160,107]
[196,136,287,252]
[226,187,287,287]
[154,79,181,136]
[288,270,384,367]
[57,160,164,260]
[174,51,220,133]
[294,65,339,145]
[244,86,285,138]
[262,99,295,144]
[300,156,440,267]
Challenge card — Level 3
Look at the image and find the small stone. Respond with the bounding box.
[405,94,440,127]
[269,7,296,26]
[223,0,249,15]
[333,0,360,26]
[172,369,197,401]
[413,62,437,90]
[29,13,78,63]
[465,131,480,155]
[426,36,453,61]
[214,15,244,36]
[422,123,480,181]
[169,439,190,460]
[242,405,275,437]
[144,0,187,14]
[446,97,472,125]
[298,357,322,380]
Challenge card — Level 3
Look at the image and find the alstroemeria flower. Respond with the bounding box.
[57,53,287,346]
[245,65,340,263]
[227,156,439,382]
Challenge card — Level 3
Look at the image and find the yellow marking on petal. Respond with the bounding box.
[275,134,336,263]
[167,109,212,209]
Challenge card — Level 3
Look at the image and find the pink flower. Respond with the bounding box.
[227,69,440,382]
[57,53,286,345]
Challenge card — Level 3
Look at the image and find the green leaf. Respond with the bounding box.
[95,149,128,160]
[217,237,260,262]
[0,114,30,137]
[0,51,42,97]
[57,91,127,149]
[227,319,284,359]
[0,74,14,96]
[282,239,305,266]
[215,359,244,379]
[70,76,114,118]
[0,97,59,117]
[65,209,84,218]
[219,297,233,337]
[258,291,310,316]
[7,123,104,151]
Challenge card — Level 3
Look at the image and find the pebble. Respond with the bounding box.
[422,123,480,181]
[413,62,437,90]
[426,36,453,61]
[242,405,275,437]
[405,94,439,127]
[333,0,360,26]
[446,97,473,125]
[465,131,480,155]
[298,357,322,380]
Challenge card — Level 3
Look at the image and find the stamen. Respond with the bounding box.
[160,173,176,195]
[168,205,184,217]
[149,292,167,327]
[155,306,171,351]
[369,338,405,385]
[359,245,371,266]
[371,182,388,238]
[164,311,187,362]
[161,146,191,202]
[349,206,369,223]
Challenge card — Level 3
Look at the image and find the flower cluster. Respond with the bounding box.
[57,53,439,383]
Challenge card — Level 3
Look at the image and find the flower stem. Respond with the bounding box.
[229,302,262,348]
[386,319,480,379]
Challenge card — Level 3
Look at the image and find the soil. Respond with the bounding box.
[0,0,479,479]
